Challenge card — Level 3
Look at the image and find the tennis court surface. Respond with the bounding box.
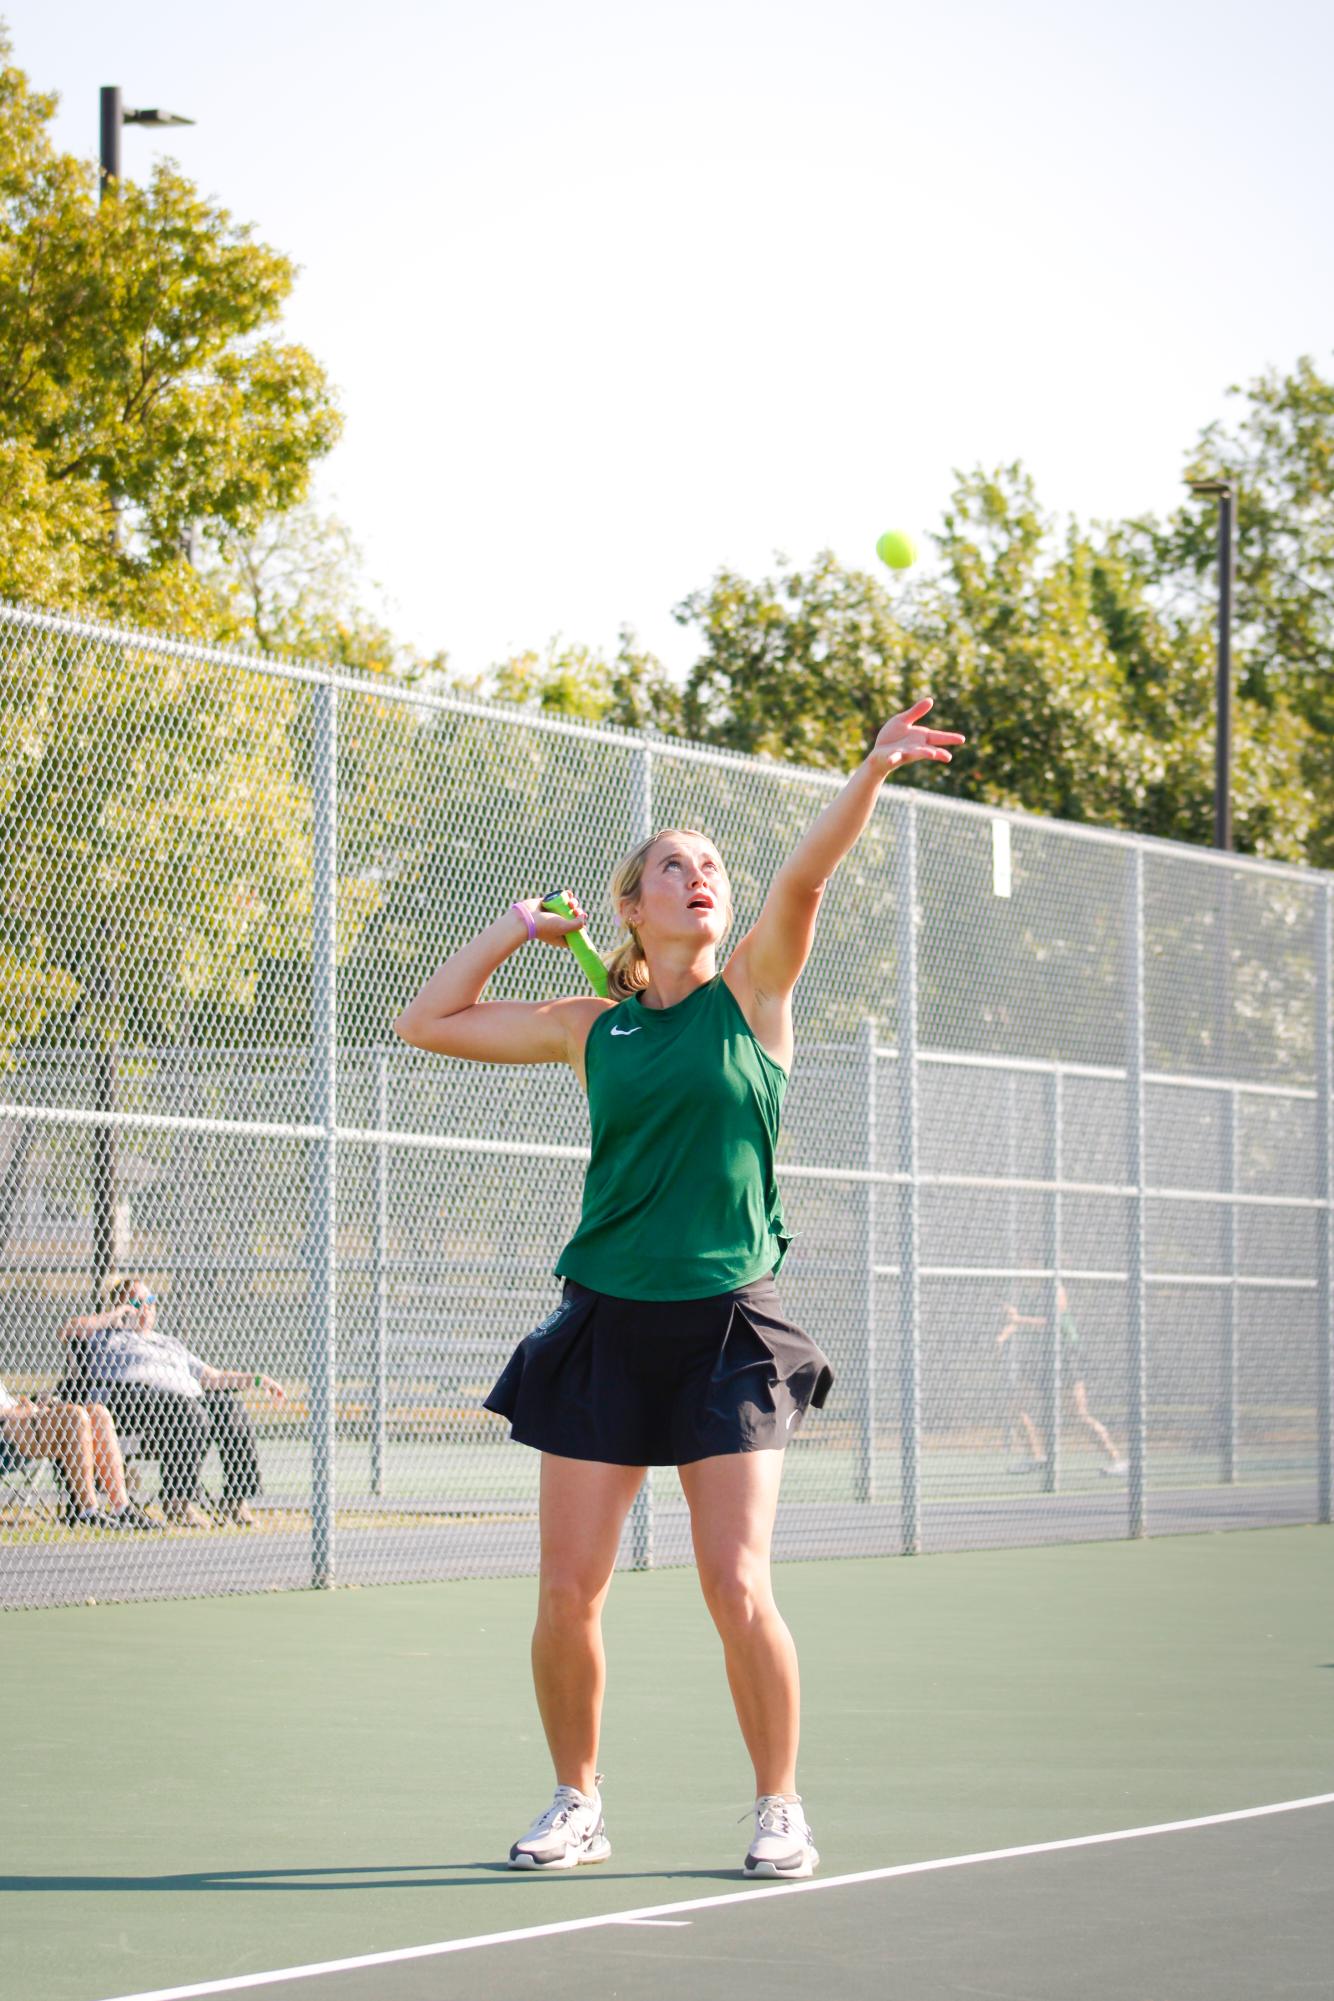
[5,1526,1332,2001]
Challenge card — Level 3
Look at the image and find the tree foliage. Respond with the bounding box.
[0,30,340,633]
[454,631,687,738]
[1115,355,1334,860]
[199,501,455,688]
[662,355,1333,866]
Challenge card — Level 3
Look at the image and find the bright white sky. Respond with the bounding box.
[9,0,1332,683]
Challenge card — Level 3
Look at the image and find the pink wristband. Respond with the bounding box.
[510,901,537,942]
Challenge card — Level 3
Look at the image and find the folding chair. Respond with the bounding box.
[0,1431,65,1524]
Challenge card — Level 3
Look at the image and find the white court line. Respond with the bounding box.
[96,1792,1334,2001]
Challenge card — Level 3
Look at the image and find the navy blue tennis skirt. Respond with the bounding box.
[483,1273,834,1467]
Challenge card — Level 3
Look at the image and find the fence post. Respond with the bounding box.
[897,800,921,1555]
[628,744,654,1571]
[1006,1068,1019,1293]
[308,679,338,1587]
[856,1016,877,1503]
[372,1047,389,1497]
[1126,846,1147,1539]
[1317,882,1332,1525]
[1043,1066,1063,1496]
[238,1049,256,1314]
[1221,1085,1238,1485]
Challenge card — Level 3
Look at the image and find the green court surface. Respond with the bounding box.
[3,1526,1332,2001]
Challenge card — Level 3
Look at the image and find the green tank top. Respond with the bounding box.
[554,971,794,1300]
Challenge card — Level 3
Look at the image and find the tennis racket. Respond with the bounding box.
[538,888,610,997]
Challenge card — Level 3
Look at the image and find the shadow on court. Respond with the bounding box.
[91,1804,1334,2001]
[0,1863,741,1895]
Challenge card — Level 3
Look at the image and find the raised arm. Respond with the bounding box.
[734,698,964,1000]
[393,893,594,1065]
[55,1304,129,1343]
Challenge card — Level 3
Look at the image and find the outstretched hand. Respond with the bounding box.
[867,698,965,775]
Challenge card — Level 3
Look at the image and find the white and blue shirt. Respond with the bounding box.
[80,1328,209,1399]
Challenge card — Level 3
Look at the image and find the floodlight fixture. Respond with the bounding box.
[100,86,196,196]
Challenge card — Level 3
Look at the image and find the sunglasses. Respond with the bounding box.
[127,1292,158,1306]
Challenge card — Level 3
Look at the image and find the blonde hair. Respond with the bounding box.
[601,827,732,1001]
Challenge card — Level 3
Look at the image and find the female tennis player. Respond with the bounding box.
[392,697,963,1878]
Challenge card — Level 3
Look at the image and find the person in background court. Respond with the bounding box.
[996,1283,1127,1476]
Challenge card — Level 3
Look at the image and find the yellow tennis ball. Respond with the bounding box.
[876,530,918,570]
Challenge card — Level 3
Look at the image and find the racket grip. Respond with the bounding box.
[539,890,610,997]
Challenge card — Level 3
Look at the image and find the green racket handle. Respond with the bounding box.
[539,889,610,997]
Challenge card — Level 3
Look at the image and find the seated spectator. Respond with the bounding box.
[0,1374,157,1529]
[57,1275,285,1529]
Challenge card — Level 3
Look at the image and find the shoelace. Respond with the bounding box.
[737,1795,807,1836]
[527,1777,603,1838]
[530,1789,587,1836]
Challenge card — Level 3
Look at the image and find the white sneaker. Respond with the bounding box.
[1100,1458,1129,1476]
[508,1776,610,1870]
[742,1794,819,1878]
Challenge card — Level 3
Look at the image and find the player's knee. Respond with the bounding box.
[536,1570,606,1627]
[698,1564,771,1631]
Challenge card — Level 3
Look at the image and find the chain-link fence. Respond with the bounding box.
[1,600,1330,1608]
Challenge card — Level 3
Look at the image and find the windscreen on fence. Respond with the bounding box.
[1,600,1330,1608]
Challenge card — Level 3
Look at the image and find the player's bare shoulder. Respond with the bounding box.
[564,995,619,1096]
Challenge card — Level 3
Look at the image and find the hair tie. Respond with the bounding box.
[511,901,537,942]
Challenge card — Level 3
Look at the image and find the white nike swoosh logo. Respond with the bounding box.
[609,1025,641,1036]
[785,1409,799,1430]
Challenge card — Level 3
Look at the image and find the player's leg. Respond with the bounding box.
[1070,1379,1126,1467]
[531,1451,646,1796]
[509,1453,645,1870]
[1016,1400,1045,1462]
[679,1446,819,1877]
[677,1446,797,1796]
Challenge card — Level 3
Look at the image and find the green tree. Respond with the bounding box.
[1113,353,1334,862]
[673,550,924,769]
[454,630,686,737]
[201,501,456,689]
[927,465,1314,860]
[669,459,1318,866]
[0,30,340,633]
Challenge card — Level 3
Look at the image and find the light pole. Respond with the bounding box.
[99,86,195,199]
[1187,475,1237,1078]
[100,87,199,567]
[1186,475,1235,853]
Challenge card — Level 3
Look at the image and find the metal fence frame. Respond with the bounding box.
[1,601,1331,1601]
